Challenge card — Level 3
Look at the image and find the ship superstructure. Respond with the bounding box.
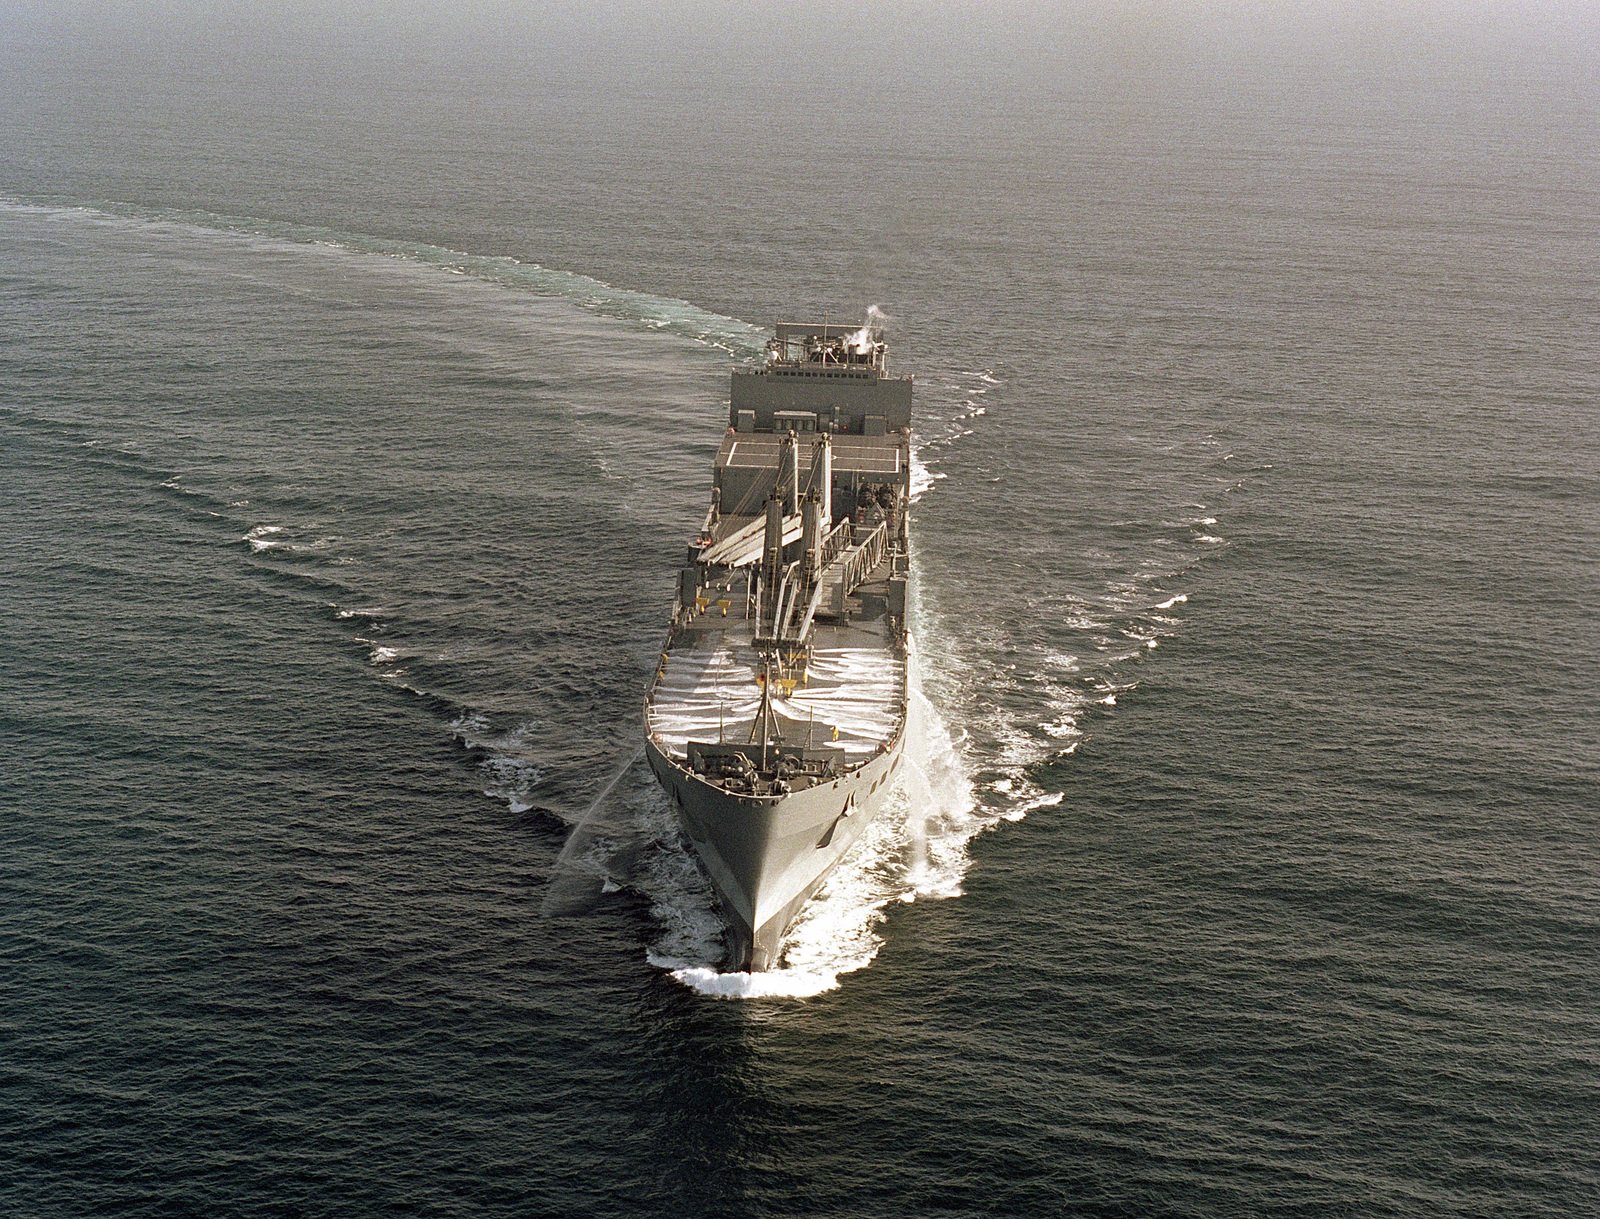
[645,317,913,971]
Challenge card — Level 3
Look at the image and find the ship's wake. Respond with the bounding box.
[8,199,1239,999]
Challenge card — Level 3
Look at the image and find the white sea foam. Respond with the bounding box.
[449,710,491,745]
[481,752,547,813]
[1042,716,1080,739]
[909,451,943,501]
[1014,791,1064,815]
[244,524,284,551]
[989,766,1066,822]
[443,712,552,822]
[660,963,840,1000]
[243,523,339,555]
[369,645,400,664]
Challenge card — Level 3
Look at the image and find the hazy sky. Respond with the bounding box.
[8,0,1598,97]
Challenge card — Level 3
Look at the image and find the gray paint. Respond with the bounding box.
[729,370,913,432]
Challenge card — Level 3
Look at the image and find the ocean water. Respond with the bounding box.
[3,24,1598,1218]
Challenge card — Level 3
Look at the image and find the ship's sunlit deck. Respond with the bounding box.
[646,618,904,766]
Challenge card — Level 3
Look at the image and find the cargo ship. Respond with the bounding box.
[644,315,912,971]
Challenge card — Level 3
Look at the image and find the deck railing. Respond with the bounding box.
[838,521,888,596]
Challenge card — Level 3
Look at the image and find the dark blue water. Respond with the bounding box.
[3,22,1597,1218]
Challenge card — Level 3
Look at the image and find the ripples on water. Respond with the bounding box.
[3,68,1597,1218]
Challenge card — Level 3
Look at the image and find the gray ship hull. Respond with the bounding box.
[647,723,904,971]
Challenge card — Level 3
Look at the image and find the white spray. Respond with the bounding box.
[540,745,647,917]
[844,304,890,355]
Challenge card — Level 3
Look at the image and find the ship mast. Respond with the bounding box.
[747,652,780,769]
